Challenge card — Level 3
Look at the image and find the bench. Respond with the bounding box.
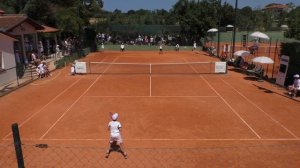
[246,65,263,77]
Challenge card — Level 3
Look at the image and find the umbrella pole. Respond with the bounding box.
[272,39,278,79]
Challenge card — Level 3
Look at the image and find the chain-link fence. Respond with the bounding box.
[2,142,300,167]
[0,47,91,97]
[0,144,17,167]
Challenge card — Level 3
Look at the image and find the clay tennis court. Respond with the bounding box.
[1,50,300,167]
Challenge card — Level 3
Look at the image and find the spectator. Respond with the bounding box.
[288,74,300,97]
[37,62,45,78]
[36,66,43,78]
[105,113,127,159]
[43,62,51,77]
[70,63,76,75]
[38,41,44,58]
[31,51,38,66]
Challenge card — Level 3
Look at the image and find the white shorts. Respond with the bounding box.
[110,133,122,144]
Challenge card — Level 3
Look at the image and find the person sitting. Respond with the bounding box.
[43,62,51,77]
[288,74,300,97]
[248,38,259,55]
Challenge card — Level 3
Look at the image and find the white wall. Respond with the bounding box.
[0,34,17,86]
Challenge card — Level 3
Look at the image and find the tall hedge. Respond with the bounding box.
[281,42,300,86]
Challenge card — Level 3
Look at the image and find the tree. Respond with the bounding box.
[0,0,28,13]
[23,0,52,23]
[221,2,234,26]
[286,7,300,40]
[172,0,219,44]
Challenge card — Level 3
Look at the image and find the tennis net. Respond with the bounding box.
[81,61,227,74]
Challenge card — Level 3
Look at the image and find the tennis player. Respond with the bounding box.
[105,113,127,159]
[120,43,125,52]
[159,44,163,54]
[192,41,197,51]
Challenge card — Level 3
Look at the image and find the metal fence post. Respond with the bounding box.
[12,123,25,168]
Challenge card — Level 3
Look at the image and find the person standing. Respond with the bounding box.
[105,113,127,159]
[159,44,163,54]
[192,41,197,51]
[120,43,125,52]
[175,44,180,51]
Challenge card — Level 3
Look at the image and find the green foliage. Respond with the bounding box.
[55,8,82,36]
[23,0,52,23]
[286,7,300,40]
[55,47,90,69]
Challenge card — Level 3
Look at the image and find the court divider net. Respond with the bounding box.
[81,61,227,74]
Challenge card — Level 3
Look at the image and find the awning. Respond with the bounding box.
[38,25,59,33]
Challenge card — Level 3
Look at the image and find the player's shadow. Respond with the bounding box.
[105,141,127,159]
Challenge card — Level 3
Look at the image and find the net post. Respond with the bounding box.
[89,61,91,73]
[150,64,152,74]
[12,123,25,168]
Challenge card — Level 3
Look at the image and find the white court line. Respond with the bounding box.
[83,96,219,98]
[3,138,298,141]
[150,70,152,97]
[39,57,119,140]
[2,77,83,140]
[181,58,261,139]
[200,76,261,139]
[220,78,300,140]
[30,70,62,86]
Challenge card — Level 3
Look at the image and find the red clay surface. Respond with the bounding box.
[1,50,300,167]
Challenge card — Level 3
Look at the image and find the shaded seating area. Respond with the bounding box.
[246,64,264,78]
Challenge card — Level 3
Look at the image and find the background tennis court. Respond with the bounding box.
[1,51,300,167]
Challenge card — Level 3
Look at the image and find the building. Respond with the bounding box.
[0,11,58,88]
[264,3,291,14]
[0,33,18,86]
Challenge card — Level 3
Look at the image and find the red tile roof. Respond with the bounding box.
[0,14,44,32]
[265,4,289,10]
[38,25,59,33]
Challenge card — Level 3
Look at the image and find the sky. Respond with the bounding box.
[103,0,300,12]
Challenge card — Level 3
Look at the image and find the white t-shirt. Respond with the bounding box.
[293,79,300,89]
[108,121,121,135]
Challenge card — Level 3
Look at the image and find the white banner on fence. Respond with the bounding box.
[215,62,227,73]
[75,62,87,74]
[276,55,289,86]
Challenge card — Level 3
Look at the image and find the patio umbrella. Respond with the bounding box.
[252,56,274,64]
[233,50,250,57]
[226,25,234,28]
[250,31,270,40]
[281,25,288,31]
[207,28,218,33]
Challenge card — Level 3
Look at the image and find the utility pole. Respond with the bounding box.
[232,0,238,57]
[217,0,222,57]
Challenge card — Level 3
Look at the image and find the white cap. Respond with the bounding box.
[111,113,118,121]
[294,74,299,78]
